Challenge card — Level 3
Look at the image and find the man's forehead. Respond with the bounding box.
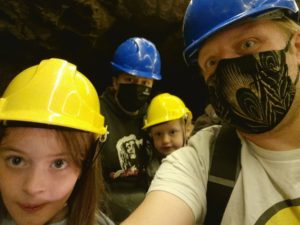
[118,73,134,78]
[201,19,277,48]
[118,73,152,80]
[203,9,286,42]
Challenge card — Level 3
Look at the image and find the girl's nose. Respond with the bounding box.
[22,167,48,196]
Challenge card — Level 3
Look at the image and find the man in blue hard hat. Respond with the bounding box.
[100,37,162,223]
[121,0,300,225]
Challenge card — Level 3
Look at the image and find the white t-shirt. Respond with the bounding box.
[148,125,300,225]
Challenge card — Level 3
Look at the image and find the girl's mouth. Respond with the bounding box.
[19,203,46,213]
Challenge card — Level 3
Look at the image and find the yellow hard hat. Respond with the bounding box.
[0,58,107,138]
[143,93,192,129]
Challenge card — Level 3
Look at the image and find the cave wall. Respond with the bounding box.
[1,0,299,118]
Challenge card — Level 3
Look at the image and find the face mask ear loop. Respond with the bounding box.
[285,34,300,86]
[284,34,294,53]
[294,66,300,85]
[279,33,300,88]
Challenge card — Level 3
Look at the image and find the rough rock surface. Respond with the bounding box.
[1,0,299,117]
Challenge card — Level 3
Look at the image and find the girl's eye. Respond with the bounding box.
[52,159,68,169]
[6,156,25,167]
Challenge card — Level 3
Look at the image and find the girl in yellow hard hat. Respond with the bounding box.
[143,93,193,179]
[0,58,114,225]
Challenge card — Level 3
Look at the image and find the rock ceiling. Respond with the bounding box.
[1,0,299,117]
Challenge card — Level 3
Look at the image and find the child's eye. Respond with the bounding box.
[6,156,25,167]
[153,132,161,138]
[52,159,68,170]
[170,130,178,135]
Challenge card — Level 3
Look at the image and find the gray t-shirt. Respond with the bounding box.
[2,211,115,225]
[1,219,66,225]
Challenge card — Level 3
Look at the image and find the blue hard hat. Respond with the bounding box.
[111,37,162,80]
[183,0,299,65]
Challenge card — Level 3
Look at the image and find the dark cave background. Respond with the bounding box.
[1,0,299,119]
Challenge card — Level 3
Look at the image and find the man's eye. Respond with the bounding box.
[126,78,134,83]
[207,59,217,68]
[203,56,218,70]
[241,40,256,50]
[142,81,149,86]
[203,58,218,77]
[52,159,68,169]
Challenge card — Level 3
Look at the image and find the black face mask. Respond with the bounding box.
[116,83,152,112]
[207,36,299,134]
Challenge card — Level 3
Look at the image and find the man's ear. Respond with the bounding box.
[294,31,300,64]
[112,76,118,90]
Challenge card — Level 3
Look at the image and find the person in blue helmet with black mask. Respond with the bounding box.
[100,37,162,223]
[121,0,300,225]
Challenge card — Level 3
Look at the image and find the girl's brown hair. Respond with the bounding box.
[0,122,105,225]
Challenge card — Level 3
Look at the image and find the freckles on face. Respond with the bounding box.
[0,127,81,225]
[150,120,185,156]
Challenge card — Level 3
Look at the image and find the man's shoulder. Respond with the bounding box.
[189,124,222,144]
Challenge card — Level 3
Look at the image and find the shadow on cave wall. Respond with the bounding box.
[6,0,291,118]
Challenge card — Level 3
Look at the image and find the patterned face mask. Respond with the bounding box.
[207,35,299,134]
